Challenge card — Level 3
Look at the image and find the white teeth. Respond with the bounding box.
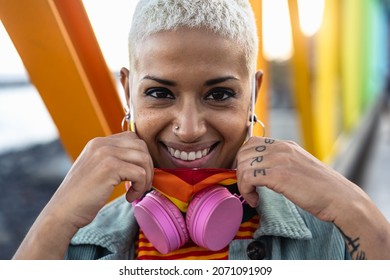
[174,149,180,158]
[188,151,196,160]
[168,147,211,161]
[180,151,188,161]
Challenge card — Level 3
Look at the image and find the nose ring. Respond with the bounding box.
[174,125,179,130]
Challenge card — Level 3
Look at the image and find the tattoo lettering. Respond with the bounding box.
[253,169,266,177]
[255,145,266,153]
[250,155,264,166]
[338,227,367,260]
[265,138,275,144]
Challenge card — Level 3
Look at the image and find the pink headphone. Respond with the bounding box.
[133,185,244,254]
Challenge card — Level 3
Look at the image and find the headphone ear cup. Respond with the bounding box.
[186,186,243,251]
[133,190,189,254]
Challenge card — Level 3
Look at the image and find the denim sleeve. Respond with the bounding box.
[65,244,112,260]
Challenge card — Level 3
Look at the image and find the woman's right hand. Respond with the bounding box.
[13,132,153,259]
[49,131,154,229]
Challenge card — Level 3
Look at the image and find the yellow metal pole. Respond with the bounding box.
[312,0,340,163]
[249,0,269,136]
[288,0,316,155]
[340,0,363,132]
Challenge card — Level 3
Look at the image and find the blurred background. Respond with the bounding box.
[0,0,389,259]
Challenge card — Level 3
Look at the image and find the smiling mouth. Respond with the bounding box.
[166,143,218,161]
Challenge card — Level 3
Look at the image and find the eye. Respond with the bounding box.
[205,88,236,101]
[145,88,175,99]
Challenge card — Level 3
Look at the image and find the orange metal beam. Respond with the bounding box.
[53,0,124,134]
[0,0,125,201]
[0,0,123,161]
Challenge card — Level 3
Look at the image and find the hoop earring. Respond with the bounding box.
[250,114,266,137]
[121,107,131,132]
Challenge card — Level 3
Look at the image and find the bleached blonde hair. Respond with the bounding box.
[128,0,258,74]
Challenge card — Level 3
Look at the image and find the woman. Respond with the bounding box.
[13,0,390,260]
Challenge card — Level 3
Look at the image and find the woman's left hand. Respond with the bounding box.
[236,136,390,259]
[236,136,369,223]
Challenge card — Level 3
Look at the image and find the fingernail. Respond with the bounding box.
[249,197,259,208]
[125,181,132,191]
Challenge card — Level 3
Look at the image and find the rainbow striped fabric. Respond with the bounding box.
[135,214,259,260]
[151,168,238,212]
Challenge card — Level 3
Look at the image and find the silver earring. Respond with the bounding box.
[121,107,131,131]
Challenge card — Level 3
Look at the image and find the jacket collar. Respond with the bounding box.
[254,187,312,240]
[70,196,138,259]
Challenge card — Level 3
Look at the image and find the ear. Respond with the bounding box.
[254,70,263,103]
[120,67,130,106]
[247,70,264,128]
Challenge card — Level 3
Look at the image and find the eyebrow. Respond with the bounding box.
[141,75,177,86]
[204,76,239,86]
[141,75,239,87]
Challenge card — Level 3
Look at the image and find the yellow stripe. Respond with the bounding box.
[137,248,228,260]
[235,231,255,238]
[219,179,237,185]
[177,252,228,260]
[157,190,189,212]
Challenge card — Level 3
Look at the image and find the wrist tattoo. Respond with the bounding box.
[265,138,275,144]
[254,169,266,177]
[338,227,367,260]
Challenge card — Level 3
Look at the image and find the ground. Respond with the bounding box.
[0,140,71,259]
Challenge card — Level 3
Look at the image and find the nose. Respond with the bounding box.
[173,100,207,142]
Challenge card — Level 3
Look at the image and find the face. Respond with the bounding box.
[122,28,260,169]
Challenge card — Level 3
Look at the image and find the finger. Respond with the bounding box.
[237,166,270,207]
[236,137,276,165]
[98,145,154,188]
[85,134,154,187]
[106,134,154,187]
[241,136,277,150]
[124,166,151,202]
[109,160,150,202]
[92,131,148,152]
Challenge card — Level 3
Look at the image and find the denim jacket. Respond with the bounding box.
[65,187,351,260]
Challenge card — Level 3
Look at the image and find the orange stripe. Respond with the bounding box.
[238,225,258,232]
[152,169,237,204]
[140,250,228,260]
[152,169,194,202]
[193,172,237,193]
[137,247,229,260]
[138,254,228,260]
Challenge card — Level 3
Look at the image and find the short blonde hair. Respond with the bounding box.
[128,0,258,74]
